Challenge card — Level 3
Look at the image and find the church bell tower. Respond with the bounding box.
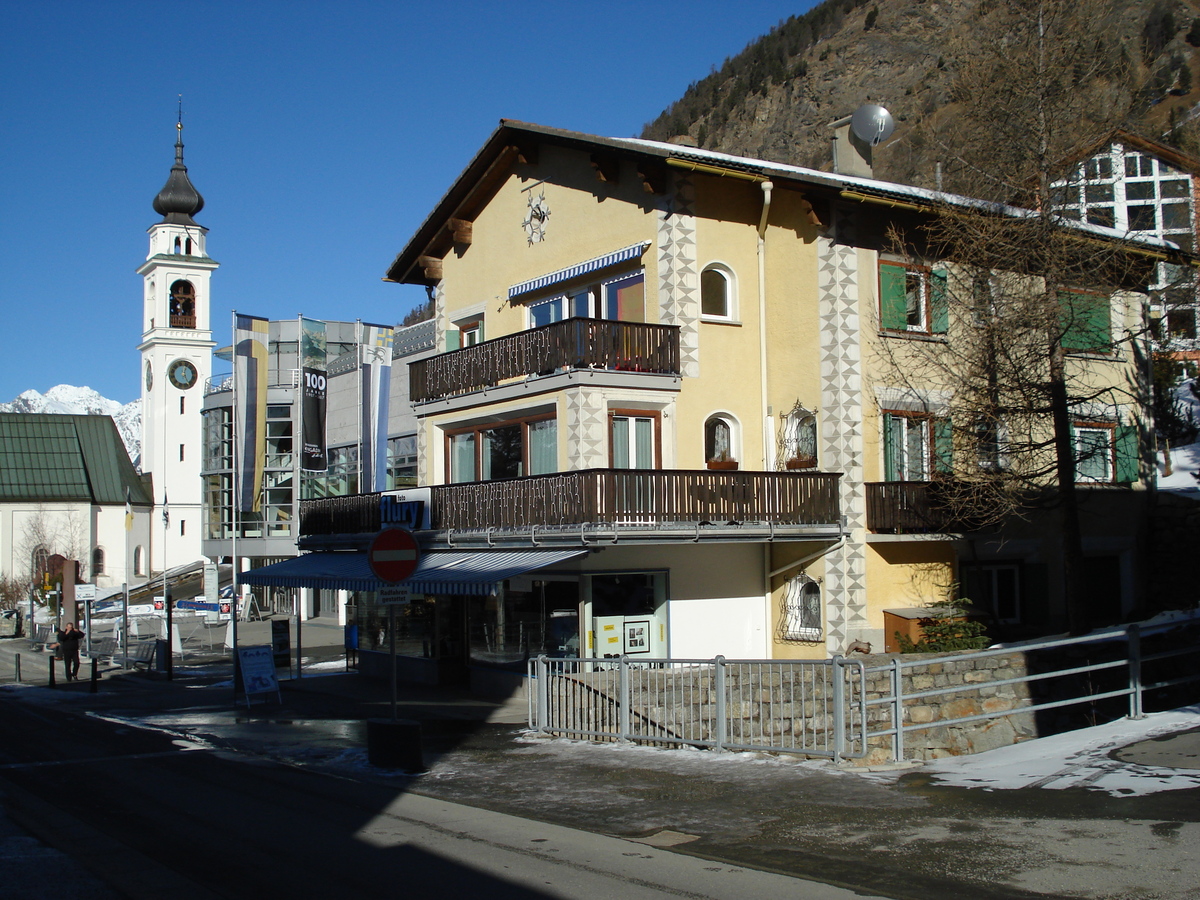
[137,114,217,573]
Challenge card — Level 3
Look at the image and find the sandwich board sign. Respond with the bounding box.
[236,645,281,707]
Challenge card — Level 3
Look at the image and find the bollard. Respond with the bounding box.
[89,657,99,694]
[48,656,56,688]
[367,718,425,771]
[14,653,20,683]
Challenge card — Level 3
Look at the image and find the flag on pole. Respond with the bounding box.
[360,323,394,493]
[162,490,169,527]
[235,314,269,513]
[300,317,328,473]
[125,485,133,531]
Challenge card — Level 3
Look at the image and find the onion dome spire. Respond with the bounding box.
[152,103,205,226]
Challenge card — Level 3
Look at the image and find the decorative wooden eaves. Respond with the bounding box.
[512,141,539,165]
[447,218,473,245]
[417,256,443,281]
[591,153,619,184]
[637,160,668,195]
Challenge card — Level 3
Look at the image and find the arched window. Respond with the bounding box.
[782,574,822,641]
[92,547,105,576]
[701,265,735,319]
[173,236,182,254]
[705,414,738,467]
[781,402,818,469]
[169,280,196,327]
[134,545,146,577]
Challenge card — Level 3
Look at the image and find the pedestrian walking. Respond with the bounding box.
[55,622,86,680]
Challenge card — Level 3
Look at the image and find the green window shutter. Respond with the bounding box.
[930,269,949,334]
[934,417,953,474]
[880,264,908,330]
[444,329,460,352]
[1114,424,1139,483]
[1060,292,1111,351]
[477,320,484,342]
[883,413,899,481]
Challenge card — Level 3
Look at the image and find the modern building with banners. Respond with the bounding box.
[240,120,1176,695]
[199,318,435,622]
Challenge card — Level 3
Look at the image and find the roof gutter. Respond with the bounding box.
[666,157,769,183]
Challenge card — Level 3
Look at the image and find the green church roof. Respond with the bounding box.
[0,414,152,506]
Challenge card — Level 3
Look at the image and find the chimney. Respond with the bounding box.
[830,114,874,178]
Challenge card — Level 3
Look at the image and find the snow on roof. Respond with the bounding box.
[615,136,1185,254]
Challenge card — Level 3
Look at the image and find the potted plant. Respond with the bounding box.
[785,454,817,469]
[707,452,739,470]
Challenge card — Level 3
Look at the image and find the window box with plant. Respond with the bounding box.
[707,452,738,470]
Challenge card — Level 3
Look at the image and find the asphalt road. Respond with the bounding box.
[2,634,1199,900]
[0,687,886,900]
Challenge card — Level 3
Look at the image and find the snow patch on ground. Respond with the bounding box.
[862,706,1200,796]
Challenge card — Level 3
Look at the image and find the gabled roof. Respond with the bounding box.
[0,414,153,505]
[385,120,1191,288]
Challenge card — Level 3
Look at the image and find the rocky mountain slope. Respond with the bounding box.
[642,0,1200,192]
[0,385,141,467]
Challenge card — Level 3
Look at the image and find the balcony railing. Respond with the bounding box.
[865,482,955,534]
[170,314,197,328]
[409,318,681,403]
[299,470,841,537]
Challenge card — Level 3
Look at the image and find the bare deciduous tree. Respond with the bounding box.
[874,0,1183,634]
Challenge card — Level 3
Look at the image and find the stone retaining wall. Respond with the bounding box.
[853,651,1038,765]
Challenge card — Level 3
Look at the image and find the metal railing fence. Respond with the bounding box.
[862,621,1200,761]
[529,619,1200,763]
[529,655,868,762]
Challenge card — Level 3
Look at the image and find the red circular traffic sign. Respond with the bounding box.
[368,528,420,583]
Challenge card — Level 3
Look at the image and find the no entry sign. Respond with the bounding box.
[368,528,420,583]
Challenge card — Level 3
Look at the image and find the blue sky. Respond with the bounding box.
[0,0,813,404]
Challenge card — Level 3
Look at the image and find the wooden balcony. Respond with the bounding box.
[170,314,196,328]
[409,318,680,403]
[432,469,839,532]
[300,469,841,537]
[865,481,957,534]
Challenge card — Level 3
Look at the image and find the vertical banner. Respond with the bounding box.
[300,317,328,473]
[360,323,394,492]
[234,314,269,513]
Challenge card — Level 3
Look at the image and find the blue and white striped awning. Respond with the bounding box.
[508,242,650,300]
[239,548,587,595]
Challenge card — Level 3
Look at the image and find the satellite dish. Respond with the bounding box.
[850,104,895,147]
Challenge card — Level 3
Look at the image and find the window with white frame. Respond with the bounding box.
[459,320,483,346]
[1052,143,1195,290]
[879,261,948,334]
[700,265,735,319]
[1074,425,1114,482]
[527,270,645,328]
[782,575,822,641]
[974,418,1008,472]
[610,411,658,469]
[883,412,950,481]
[1073,419,1145,484]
